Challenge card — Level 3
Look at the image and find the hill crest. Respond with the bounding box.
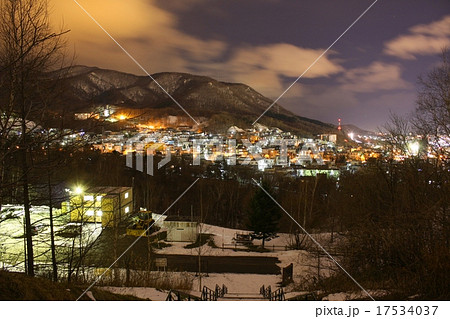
[58,65,337,135]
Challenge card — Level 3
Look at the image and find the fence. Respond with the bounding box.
[222,243,292,252]
[201,286,217,301]
[270,288,285,301]
[215,284,228,298]
[260,285,271,299]
[260,285,285,301]
[200,284,228,301]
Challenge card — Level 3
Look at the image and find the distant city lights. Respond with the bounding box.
[408,141,420,156]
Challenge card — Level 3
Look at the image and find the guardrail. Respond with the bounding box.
[215,284,228,298]
[270,287,285,301]
[200,284,228,300]
[260,285,285,301]
[201,286,217,301]
[260,285,272,299]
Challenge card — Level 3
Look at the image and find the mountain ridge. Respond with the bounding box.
[56,65,337,135]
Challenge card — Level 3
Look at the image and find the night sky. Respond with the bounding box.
[53,0,450,130]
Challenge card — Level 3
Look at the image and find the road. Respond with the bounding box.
[154,254,281,274]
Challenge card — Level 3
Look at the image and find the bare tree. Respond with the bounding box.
[413,48,450,160]
[0,0,68,276]
[383,112,412,157]
[327,51,450,298]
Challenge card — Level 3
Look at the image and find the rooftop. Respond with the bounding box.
[86,186,132,195]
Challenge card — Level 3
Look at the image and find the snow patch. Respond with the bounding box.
[86,291,96,301]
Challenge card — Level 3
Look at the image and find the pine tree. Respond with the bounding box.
[247,181,281,248]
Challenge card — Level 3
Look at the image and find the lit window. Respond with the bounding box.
[124,192,129,199]
[125,206,129,214]
[84,195,94,201]
[86,210,94,216]
[96,210,103,217]
[96,196,102,202]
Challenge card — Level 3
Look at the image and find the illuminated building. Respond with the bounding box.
[62,186,133,227]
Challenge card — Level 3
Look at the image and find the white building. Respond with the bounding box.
[164,216,198,242]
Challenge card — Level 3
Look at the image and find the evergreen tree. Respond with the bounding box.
[247,181,281,248]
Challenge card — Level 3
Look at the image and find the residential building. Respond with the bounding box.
[62,186,133,227]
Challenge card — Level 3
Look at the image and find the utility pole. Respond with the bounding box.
[23,217,27,274]
[47,136,58,281]
[198,183,203,292]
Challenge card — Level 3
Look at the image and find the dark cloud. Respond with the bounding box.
[53,0,450,130]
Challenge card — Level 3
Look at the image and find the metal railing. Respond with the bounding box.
[215,284,228,298]
[201,286,217,301]
[260,285,271,299]
[260,285,285,301]
[200,284,228,300]
[270,287,285,301]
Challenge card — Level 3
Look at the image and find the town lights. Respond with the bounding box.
[118,114,127,120]
[408,141,420,156]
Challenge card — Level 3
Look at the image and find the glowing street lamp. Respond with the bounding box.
[74,186,84,195]
[408,141,420,156]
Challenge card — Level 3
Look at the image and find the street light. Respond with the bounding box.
[74,186,84,195]
[408,141,420,156]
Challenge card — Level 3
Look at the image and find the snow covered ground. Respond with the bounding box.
[1,208,349,299]
[100,286,168,301]
[100,273,280,300]
[322,290,389,301]
[0,204,102,271]
[155,222,340,288]
[92,223,343,300]
[194,273,279,294]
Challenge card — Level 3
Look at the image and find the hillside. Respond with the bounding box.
[341,124,376,137]
[55,66,336,135]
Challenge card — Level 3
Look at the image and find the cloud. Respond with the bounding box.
[384,15,450,59]
[51,0,226,73]
[200,43,343,97]
[283,60,414,129]
[51,1,343,99]
[339,61,411,93]
[228,44,342,79]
